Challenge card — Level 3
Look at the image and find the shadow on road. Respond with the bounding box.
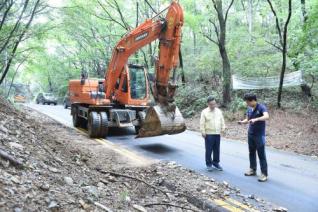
[108,127,136,136]
[138,143,177,155]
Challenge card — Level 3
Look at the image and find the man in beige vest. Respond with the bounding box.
[200,96,226,171]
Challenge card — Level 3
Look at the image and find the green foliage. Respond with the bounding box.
[228,96,246,113]
[291,1,318,78]
[175,84,219,117]
[119,189,129,202]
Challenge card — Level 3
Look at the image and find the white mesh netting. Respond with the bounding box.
[232,70,305,90]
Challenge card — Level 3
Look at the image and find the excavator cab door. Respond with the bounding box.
[114,64,149,105]
[128,64,147,100]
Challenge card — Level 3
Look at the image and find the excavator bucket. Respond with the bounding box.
[137,104,186,138]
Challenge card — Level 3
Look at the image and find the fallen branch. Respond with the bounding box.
[160,179,227,212]
[144,202,199,212]
[96,168,171,200]
[94,202,113,212]
[0,149,24,168]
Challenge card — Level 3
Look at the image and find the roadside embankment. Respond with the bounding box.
[0,97,277,211]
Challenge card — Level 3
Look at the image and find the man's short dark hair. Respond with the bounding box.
[243,93,257,101]
[207,96,215,103]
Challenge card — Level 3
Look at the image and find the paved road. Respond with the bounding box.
[26,103,318,212]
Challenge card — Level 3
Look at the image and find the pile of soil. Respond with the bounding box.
[0,97,277,211]
[186,107,318,156]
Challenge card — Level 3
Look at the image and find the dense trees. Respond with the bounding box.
[0,0,45,85]
[0,0,317,109]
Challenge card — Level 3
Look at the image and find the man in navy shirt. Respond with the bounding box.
[238,93,270,182]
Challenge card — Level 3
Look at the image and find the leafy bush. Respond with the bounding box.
[228,96,246,113]
[175,83,219,117]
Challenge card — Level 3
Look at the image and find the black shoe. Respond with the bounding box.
[213,164,223,171]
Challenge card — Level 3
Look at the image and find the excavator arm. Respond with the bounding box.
[105,19,162,98]
[105,1,185,137]
[105,1,183,99]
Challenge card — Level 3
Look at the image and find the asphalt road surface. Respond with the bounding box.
[26,103,318,212]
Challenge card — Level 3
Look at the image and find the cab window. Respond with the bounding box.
[129,67,146,99]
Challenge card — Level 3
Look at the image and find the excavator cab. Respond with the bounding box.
[113,64,150,106]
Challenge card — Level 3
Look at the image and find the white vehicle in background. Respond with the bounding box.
[36,93,58,105]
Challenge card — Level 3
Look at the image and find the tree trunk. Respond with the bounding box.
[6,58,27,98]
[247,0,253,39]
[277,49,287,108]
[214,0,232,105]
[276,0,292,108]
[220,47,231,105]
[178,46,186,85]
[48,75,53,92]
[300,0,307,23]
[193,30,197,54]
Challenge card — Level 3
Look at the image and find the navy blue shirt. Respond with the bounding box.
[246,103,268,136]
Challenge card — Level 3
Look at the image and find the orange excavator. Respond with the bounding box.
[69,1,186,138]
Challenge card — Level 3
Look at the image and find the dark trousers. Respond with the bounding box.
[248,134,268,176]
[205,134,220,167]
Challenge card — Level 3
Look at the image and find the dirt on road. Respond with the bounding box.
[186,108,318,157]
[0,97,279,211]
